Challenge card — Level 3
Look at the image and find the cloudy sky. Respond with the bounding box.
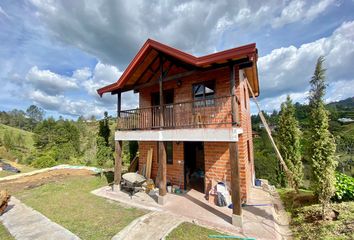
[1,0,354,118]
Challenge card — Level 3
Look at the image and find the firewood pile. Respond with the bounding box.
[0,190,11,215]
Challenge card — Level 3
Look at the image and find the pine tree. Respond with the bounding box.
[308,56,337,219]
[98,111,110,146]
[278,95,303,192]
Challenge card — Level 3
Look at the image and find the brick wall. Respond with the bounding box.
[136,67,254,202]
[139,141,185,189]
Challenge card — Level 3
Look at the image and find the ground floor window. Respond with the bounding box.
[166,142,173,164]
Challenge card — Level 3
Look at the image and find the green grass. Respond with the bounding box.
[0,222,13,240]
[166,222,229,240]
[0,124,34,150]
[278,188,354,240]
[15,175,147,240]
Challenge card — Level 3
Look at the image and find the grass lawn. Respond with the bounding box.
[15,174,147,240]
[166,222,230,240]
[0,222,14,240]
[278,188,354,240]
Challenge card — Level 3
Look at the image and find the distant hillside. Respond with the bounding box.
[0,123,34,161]
[328,97,354,108]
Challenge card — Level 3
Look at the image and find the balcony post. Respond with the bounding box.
[117,91,121,117]
[158,55,167,203]
[229,64,242,227]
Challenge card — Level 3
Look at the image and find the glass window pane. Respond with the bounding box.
[166,142,173,164]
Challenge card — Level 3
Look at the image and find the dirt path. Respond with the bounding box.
[0,197,80,240]
[0,168,95,194]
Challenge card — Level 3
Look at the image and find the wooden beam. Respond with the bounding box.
[229,64,242,216]
[114,140,122,186]
[135,54,160,85]
[133,58,250,92]
[134,70,196,91]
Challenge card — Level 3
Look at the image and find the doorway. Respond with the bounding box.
[151,89,174,128]
[184,142,205,193]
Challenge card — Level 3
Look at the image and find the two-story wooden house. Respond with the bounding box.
[97,39,259,226]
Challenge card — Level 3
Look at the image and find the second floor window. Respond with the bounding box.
[193,81,215,107]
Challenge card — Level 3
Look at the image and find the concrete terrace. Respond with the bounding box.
[92,186,292,240]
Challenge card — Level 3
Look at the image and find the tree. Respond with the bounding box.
[26,105,44,130]
[98,111,110,146]
[95,136,113,168]
[308,56,337,219]
[277,95,303,192]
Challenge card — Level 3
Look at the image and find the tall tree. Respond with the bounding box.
[277,95,303,192]
[98,111,110,146]
[308,56,337,219]
[26,105,44,130]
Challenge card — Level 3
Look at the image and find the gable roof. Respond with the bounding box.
[97,39,259,96]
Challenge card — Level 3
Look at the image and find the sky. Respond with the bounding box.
[0,0,354,119]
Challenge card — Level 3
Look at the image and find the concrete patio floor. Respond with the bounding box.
[92,186,292,240]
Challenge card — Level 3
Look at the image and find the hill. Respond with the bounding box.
[0,123,34,161]
[328,97,354,108]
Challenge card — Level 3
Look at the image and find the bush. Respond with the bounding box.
[31,155,56,168]
[333,172,354,202]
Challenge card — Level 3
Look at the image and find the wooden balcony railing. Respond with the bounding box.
[117,95,235,130]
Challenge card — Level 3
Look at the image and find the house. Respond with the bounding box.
[97,39,259,226]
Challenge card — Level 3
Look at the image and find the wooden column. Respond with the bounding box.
[114,140,122,186]
[114,92,122,188]
[158,55,167,197]
[229,64,242,217]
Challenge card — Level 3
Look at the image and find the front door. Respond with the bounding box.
[184,142,205,193]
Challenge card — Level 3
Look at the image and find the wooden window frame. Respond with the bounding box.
[192,80,216,107]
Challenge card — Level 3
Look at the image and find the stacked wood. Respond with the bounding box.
[0,190,11,215]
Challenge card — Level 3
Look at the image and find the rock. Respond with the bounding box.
[0,190,11,215]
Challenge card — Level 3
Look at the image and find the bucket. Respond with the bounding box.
[167,186,172,193]
[255,179,262,186]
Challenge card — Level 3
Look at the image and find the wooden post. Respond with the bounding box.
[114,91,122,191]
[117,91,121,117]
[158,55,167,200]
[229,64,242,226]
[114,140,122,189]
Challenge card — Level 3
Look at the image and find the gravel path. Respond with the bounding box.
[0,197,80,240]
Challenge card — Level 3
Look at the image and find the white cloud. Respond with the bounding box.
[22,61,138,117]
[272,0,334,28]
[29,0,333,67]
[258,21,354,100]
[28,89,105,118]
[26,66,78,94]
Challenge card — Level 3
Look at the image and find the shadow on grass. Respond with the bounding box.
[94,171,115,186]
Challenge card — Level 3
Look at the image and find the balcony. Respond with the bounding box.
[117,95,236,131]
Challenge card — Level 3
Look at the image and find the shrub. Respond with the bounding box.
[333,172,354,202]
[31,155,56,168]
